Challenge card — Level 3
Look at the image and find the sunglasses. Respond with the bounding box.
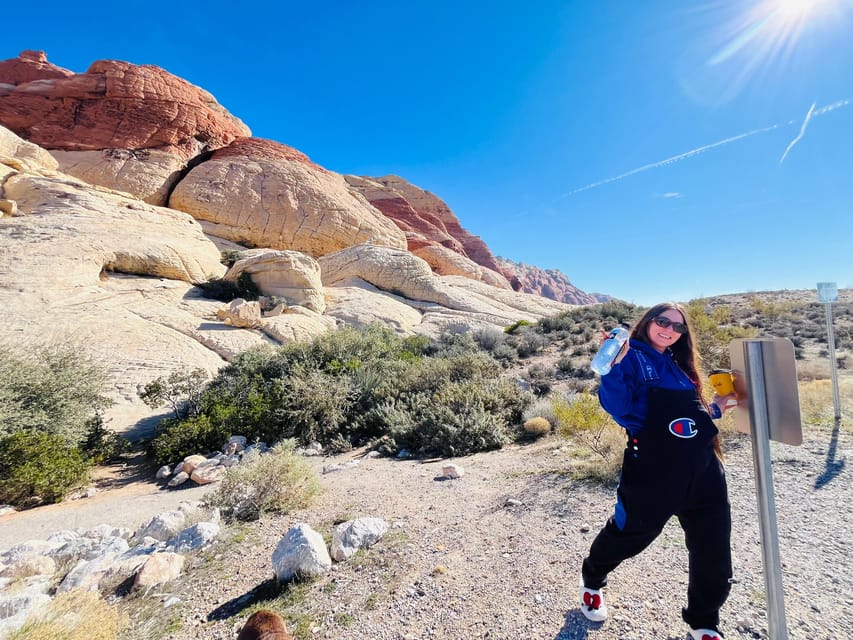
[652,316,688,334]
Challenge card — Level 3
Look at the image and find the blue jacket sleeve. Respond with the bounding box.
[597,349,644,432]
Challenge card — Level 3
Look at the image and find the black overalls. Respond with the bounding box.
[582,387,733,630]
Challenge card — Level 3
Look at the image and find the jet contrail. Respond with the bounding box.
[563,97,852,197]
[565,124,779,196]
[779,102,816,164]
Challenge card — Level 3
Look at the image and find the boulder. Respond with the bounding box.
[50,148,185,206]
[330,518,389,562]
[217,299,262,328]
[224,249,325,313]
[271,523,331,582]
[169,137,407,256]
[133,552,185,588]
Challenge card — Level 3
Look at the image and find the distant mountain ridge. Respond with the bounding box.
[496,257,611,305]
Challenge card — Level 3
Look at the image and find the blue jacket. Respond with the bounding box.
[598,338,696,436]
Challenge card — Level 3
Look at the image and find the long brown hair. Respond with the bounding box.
[631,302,722,459]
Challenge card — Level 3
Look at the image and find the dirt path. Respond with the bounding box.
[0,454,216,550]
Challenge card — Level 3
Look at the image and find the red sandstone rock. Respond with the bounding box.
[0,51,249,160]
[346,174,520,288]
[211,137,327,172]
[0,50,73,85]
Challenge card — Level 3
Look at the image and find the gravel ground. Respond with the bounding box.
[111,422,851,640]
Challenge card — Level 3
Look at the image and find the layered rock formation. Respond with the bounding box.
[0,50,601,432]
[496,257,610,305]
[346,174,518,290]
[170,138,407,255]
[0,50,250,205]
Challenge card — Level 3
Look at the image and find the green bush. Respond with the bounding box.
[273,368,354,444]
[402,391,508,457]
[685,300,759,372]
[147,324,530,462]
[504,319,534,335]
[80,414,131,464]
[392,379,528,457]
[138,368,208,420]
[0,431,91,507]
[198,271,260,301]
[148,414,229,466]
[0,343,111,444]
[204,441,322,521]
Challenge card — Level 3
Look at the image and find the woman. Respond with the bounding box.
[579,303,735,640]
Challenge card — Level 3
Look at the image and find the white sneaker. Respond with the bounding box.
[578,578,607,622]
[688,628,723,640]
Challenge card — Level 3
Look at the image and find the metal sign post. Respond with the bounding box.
[817,282,842,421]
[730,338,803,640]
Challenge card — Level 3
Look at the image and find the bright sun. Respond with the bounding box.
[709,0,840,66]
[770,0,826,25]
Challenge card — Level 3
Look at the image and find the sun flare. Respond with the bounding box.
[708,0,841,66]
[772,0,821,23]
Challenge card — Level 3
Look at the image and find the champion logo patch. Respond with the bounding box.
[668,417,698,438]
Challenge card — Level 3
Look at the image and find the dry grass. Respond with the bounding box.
[798,376,853,426]
[553,393,625,482]
[9,590,126,640]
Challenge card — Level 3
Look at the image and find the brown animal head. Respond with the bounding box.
[236,610,293,640]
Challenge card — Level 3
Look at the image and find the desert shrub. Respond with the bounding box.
[205,441,322,521]
[8,589,126,640]
[197,271,260,301]
[504,319,534,334]
[522,363,554,396]
[273,368,354,444]
[220,249,244,266]
[490,342,519,363]
[523,416,552,438]
[522,396,560,427]
[473,327,506,352]
[424,329,481,357]
[400,387,508,458]
[138,368,208,420]
[554,392,625,482]
[0,431,91,507]
[685,300,758,372]
[79,414,131,464]
[514,330,547,358]
[0,343,111,444]
[147,414,229,466]
[539,301,639,336]
[147,324,526,461]
[391,379,530,457]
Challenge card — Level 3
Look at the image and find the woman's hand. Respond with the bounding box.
[712,393,737,413]
[599,329,630,364]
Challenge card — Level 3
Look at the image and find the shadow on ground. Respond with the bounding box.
[206,578,281,621]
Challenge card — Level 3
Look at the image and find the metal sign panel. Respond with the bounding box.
[817,282,838,304]
[729,338,803,445]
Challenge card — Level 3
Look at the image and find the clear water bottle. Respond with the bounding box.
[590,324,630,375]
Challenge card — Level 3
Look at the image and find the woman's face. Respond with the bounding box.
[646,308,686,353]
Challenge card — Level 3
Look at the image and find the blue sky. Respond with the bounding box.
[5,0,853,305]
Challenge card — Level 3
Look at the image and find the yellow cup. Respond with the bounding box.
[708,369,735,396]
